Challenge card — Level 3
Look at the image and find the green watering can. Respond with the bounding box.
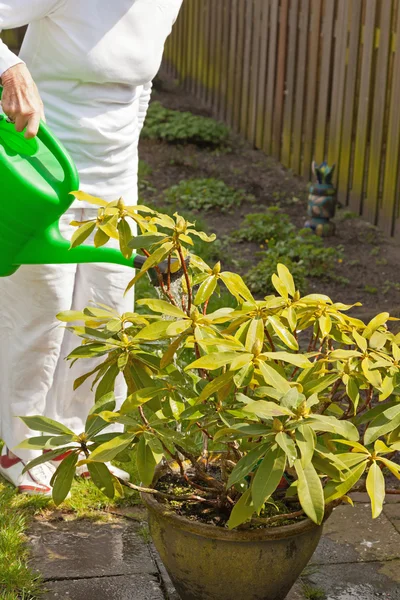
[0,87,165,279]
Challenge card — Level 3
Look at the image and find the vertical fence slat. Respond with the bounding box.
[233,0,246,132]
[337,0,363,207]
[255,0,271,149]
[226,0,239,127]
[263,0,279,154]
[302,0,322,179]
[217,0,230,121]
[349,0,378,214]
[248,0,263,143]
[272,0,289,159]
[380,5,400,235]
[314,1,335,162]
[292,0,310,173]
[365,0,393,224]
[327,0,349,167]
[240,1,254,135]
[282,0,300,167]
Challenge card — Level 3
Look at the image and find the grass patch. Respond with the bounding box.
[163,177,253,214]
[142,101,230,146]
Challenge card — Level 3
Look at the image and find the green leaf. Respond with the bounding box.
[271,273,288,300]
[252,446,286,512]
[324,461,367,503]
[361,358,382,389]
[296,424,316,468]
[277,264,295,297]
[303,374,339,396]
[243,400,294,419]
[87,462,115,499]
[295,459,325,525]
[227,444,268,488]
[121,383,165,412]
[166,320,192,337]
[134,320,171,340]
[363,313,389,339]
[366,462,385,518]
[306,415,359,441]
[245,318,264,353]
[94,227,110,248]
[136,299,186,318]
[227,488,255,529]
[89,433,134,462]
[267,316,298,350]
[233,363,254,388]
[70,221,96,248]
[51,451,79,505]
[22,447,74,473]
[194,276,217,305]
[258,361,291,393]
[364,403,400,445]
[219,272,254,303]
[126,242,174,289]
[118,219,133,259]
[95,363,120,401]
[186,352,239,371]
[198,371,235,402]
[137,436,157,487]
[128,233,165,249]
[276,432,298,466]
[378,457,400,480]
[19,416,74,436]
[261,352,312,369]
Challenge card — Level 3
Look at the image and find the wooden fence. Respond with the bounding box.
[163,0,400,237]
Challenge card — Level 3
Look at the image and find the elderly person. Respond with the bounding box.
[0,0,182,495]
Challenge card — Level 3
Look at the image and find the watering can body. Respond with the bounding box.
[0,88,140,277]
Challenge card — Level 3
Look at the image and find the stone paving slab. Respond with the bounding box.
[28,521,156,580]
[312,504,400,565]
[43,574,165,599]
[303,561,400,599]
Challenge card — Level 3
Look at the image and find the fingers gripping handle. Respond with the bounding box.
[0,85,79,193]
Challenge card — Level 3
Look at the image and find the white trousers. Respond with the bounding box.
[0,207,135,461]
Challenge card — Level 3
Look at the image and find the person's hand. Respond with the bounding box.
[1,63,45,139]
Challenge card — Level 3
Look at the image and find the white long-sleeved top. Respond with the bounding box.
[0,0,182,203]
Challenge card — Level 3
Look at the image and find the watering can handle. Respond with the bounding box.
[0,86,79,193]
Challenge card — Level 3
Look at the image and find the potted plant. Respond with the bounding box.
[20,195,400,600]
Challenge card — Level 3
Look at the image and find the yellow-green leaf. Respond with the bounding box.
[366,461,385,518]
[252,446,286,512]
[267,316,298,350]
[295,459,325,525]
[70,221,96,248]
[227,488,255,529]
[194,276,217,305]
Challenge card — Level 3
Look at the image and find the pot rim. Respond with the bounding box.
[141,491,334,542]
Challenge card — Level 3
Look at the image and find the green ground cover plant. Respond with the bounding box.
[233,209,345,295]
[141,101,230,146]
[163,177,252,213]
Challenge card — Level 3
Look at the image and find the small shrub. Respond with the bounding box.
[142,101,230,146]
[163,178,252,213]
[245,228,345,295]
[233,208,294,244]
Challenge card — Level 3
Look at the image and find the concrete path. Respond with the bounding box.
[28,494,400,600]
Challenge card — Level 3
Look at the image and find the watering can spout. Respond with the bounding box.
[15,223,138,269]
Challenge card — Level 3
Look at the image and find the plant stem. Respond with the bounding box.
[178,246,192,314]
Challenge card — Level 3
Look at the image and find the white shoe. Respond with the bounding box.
[0,446,55,496]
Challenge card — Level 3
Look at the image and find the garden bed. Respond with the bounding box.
[138,74,400,320]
